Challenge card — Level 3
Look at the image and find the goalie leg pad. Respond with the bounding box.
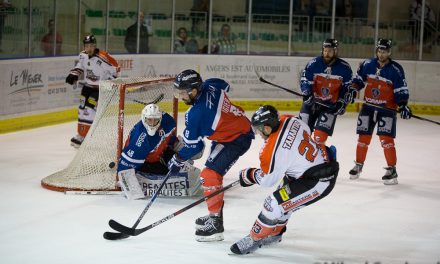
[118,169,145,200]
[200,168,223,214]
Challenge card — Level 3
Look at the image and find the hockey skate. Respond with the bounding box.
[260,226,287,247]
[195,202,223,229]
[230,235,264,255]
[195,216,224,242]
[70,135,84,148]
[349,162,363,180]
[382,166,398,185]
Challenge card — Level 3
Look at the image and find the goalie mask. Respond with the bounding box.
[141,104,162,136]
[251,105,280,137]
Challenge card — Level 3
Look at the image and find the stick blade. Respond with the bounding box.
[103,231,130,240]
[109,219,136,236]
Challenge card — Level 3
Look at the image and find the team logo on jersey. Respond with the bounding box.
[136,132,146,147]
[372,88,380,98]
[321,86,330,97]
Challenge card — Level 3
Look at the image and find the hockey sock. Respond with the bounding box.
[379,135,396,166]
[250,217,277,241]
[201,168,224,215]
[77,123,90,138]
[356,134,372,164]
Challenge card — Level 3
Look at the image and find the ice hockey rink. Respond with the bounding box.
[1,112,439,264]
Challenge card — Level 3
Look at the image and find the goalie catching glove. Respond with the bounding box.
[239,168,261,187]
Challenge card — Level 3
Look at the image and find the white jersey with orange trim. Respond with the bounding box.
[70,50,120,87]
[254,114,328,187]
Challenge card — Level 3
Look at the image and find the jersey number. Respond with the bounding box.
[298,130,317,162]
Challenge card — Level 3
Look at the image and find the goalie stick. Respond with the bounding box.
[254,70,335,110]
[103,170,173,241]
[354,99,440,126]
[106,180,240,237]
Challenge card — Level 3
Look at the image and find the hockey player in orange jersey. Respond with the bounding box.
[65,34,120,148]
[347,39,412,185]
[230,105,339,254]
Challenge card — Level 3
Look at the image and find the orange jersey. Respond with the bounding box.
[364,75,397,109]
[255,115,328,187]
[313,73,343,103]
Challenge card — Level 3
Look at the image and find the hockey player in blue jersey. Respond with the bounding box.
[117,104,201,198]
[347,39,411,185]
[169,69,254,242]
[299,38,353,147]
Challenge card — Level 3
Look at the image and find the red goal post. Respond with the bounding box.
[41,76,178,193]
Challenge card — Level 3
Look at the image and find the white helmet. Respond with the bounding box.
[141,104,162,136]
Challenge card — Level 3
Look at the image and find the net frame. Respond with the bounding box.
[41,77,177,193]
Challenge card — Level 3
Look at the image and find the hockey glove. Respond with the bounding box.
[329,99,347,115]
[344,85,358,104]
[239,168,259,187]
[302,93,315,107]
[398,104,412,119]
[168,155,185,175]
[65,74,78,85]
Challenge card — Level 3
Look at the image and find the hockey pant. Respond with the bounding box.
[299,103,337,139]
[77,86,99,138]
[250,168,337,241]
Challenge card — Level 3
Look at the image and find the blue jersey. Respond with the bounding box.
[178,78,253,161]
[353,58,409,109]
[117,112,177,172]
[300,56,353,104]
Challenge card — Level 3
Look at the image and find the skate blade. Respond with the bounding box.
[349,174,360,180]
[70,142,81,148]
[195,233,224,242]
[383,178,398,185]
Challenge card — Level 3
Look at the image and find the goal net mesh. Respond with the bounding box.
[41,77,177,192]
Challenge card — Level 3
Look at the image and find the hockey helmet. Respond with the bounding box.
[251,105,280,135]
[376,38,392,50]
[174,69,203,91]
[322,38,338,49]
[141,104,162,136]
[83,34,97,45]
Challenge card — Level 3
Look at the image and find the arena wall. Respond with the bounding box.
[1,54,439,133]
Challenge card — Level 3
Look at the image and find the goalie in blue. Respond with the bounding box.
[117,104,202,198]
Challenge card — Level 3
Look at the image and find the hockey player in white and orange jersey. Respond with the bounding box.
[65,34,120,148]
[230,105,339,255]
[347,39,411,185]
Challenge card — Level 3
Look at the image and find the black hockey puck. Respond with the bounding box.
[109,162,116,169]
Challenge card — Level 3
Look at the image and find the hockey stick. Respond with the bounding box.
[103,170,173,240]
[355,99,440,126]
[254,70,334,110]
[107,180,240,237]
[132,93,164,106]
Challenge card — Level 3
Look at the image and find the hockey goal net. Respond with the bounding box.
[41,76,177,192]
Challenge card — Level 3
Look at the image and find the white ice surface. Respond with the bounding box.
[1,113,440,264]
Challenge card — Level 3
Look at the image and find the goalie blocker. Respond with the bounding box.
[118,162,202,200]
